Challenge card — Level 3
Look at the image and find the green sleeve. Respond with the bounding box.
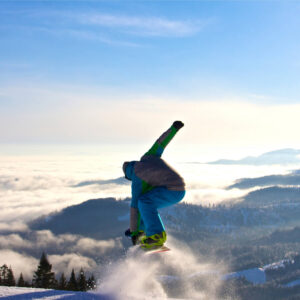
[143,124,180,158]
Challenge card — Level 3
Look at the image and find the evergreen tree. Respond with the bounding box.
[77,268,87,292]
[58,272,67,290]
[32,252,56,288]
[17,273,26,287]
[67,269,78,291]
[7,267,15,286]
[87,274,96,290]
[0,265,9,286]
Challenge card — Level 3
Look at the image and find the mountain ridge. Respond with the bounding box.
[208,148,300,165]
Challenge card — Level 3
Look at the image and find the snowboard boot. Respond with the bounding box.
[140,231,167,250]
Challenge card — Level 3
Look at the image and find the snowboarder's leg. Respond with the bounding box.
[137,187,185,249]
[128,207,146,245]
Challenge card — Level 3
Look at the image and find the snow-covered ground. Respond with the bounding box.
[0,286,187,300]
[0,254,296,299]
[0,286,110,299]
[285,279,300,288]
[222,268,266,284]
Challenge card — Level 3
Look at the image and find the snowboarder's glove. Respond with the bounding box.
[125,228,139,245]
[125,228,131,237]
[173,121,184,130]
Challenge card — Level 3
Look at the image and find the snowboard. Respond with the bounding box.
[144,245,170,255]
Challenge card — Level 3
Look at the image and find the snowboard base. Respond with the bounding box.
[144,245,170,255]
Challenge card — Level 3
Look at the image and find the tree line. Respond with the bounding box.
[0,252,96,292]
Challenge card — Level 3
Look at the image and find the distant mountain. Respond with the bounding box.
[30,198,131,240]
[256,226,300,245]
[29,193,300,243]
[228,170,300,189]
[72,177,129,188]
[241,186,300,207]
[208,149,300,165]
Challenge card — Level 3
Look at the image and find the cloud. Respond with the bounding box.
[0,250,98,280]
[2,10,207,47]
[0,234,31,249]
[73,177,129,188]
[49,253,97,276]
[0,229,121,264]
[16,10,206,38]
[0,250,38,280]
[0,230,120,278]
[0,221,28,233]
[0,174,69,191]
[30,26,141,47]
[2,83,300,149]
[188,187,248,206]
[78,13,206,37]
[73,237,119,256]
[0,165,126,224]
[34,230,77,249]
[33,230,119,256]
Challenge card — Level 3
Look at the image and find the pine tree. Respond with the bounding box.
[58,272,67,290]
[67,269,78,291]
[18,273,26,287]
[32,252,56,288]
[77,268,87,292]
[7,267,15,286]
[87,274,96,290]
[0,265,9,286]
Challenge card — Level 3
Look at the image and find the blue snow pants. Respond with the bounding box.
[137,187,185,236]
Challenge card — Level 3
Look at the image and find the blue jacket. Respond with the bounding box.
[123,124,185,208]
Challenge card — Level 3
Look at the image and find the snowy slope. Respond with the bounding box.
[0,286,185,300]
[285,279,300,288]
[0,286,111,299]
[222,268,266,284]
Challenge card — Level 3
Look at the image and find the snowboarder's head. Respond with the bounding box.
[122,161,135,181]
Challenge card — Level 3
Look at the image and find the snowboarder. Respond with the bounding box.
[123,121,185,250]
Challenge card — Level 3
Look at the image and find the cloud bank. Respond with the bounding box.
[0,250,38,280]
[0,230,121,280]
[2,84,300,150]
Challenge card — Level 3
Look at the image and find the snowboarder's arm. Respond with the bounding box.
[143,121,184,158]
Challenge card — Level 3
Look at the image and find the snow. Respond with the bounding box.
[219,259,293,285]
[285,279,300,288]
[0,286,185,299]
[117,213,129,221]
[222,268,266,284]
[262,259,290,271]
[0,286,112,299]
[1,256,294,299]
[2,256,291,300]
[158,267,267,285]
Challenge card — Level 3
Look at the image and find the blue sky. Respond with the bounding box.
[1,1,300,148]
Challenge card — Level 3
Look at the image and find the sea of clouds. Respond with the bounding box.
[0,145,296,285]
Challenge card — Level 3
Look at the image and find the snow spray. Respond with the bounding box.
[96,236,227,300]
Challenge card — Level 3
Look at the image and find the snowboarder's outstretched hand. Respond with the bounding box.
[173,121,184,130]
[125,228,132,237]
[124,228,140,245]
